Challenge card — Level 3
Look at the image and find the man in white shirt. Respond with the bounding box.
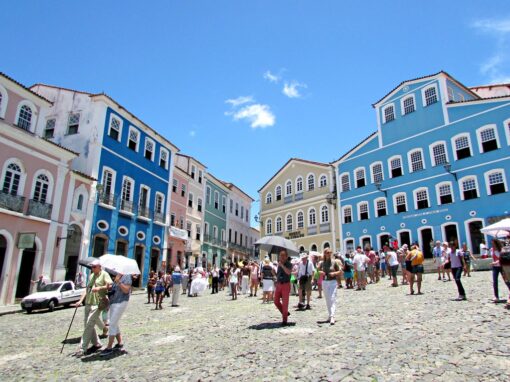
[352,246,369,291]
[297,253,315,309]
[385,246,399,287]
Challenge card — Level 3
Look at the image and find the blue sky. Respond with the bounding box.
[2,1,510,226]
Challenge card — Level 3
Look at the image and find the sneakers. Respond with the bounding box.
[305,304,311,310]
[86,345,102,355]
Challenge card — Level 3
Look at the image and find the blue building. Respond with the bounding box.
[333,72,510,258]
[31,86,179,286]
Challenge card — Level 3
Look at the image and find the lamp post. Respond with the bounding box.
[56,226,76,247]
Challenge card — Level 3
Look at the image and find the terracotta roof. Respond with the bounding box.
[446,95,510,104]
[176,153,207,169]
[1,72,53,105]
[257,157,331,193]
[469,83,510,90]
[72,170,96,181]
[219,180,255,202]
[42,138,79,155]
[330,131,378,165]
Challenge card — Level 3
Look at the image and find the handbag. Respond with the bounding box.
[98,295,110,311]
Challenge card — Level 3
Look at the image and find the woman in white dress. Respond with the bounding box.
[190,267,208,296]
[261,258,276,303]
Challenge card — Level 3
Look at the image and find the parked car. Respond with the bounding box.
[20,281,83,313]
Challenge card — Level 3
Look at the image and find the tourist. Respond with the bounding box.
[249,261,260,297]
[432,241,445,280]
[31,274,47,292]
[190,267,208,297]
[75,272,85,288]
[442,242,452,281]
[386,246,399,287]
[459,243,476,277]
[261,258,276,303]
[181,269,189,295]
[373,250,380,283]
[379,250,387,278]
[100,272,132,356]
[274,249,292,326]
[229,263,239,300]
[499,235,510,309]
[74,260,112,357]
[365,246,376,284]
[490,238,508,303]
[450,243,467,301]
[318,248,341,325]
[408,244,424,295]
[211,266,219,294]
[402,244,412,286]
[352,246,369,291]
[297,253,314,310]
[291,260,299,296]
[218,266,225,291]
[241,261,250,295]
[154,271,166,309]
[480,239,489,258]
[171,266,182,306]
[164,270,172,298]
[146,271,156,304]
[343,253,354,289]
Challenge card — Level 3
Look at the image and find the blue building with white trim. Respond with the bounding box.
[333,72,510,258]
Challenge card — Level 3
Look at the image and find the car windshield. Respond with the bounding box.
[40,283,62,292]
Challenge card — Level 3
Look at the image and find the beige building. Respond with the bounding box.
[258,158,339,259]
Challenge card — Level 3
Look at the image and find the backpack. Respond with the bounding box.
[343,260,352,272]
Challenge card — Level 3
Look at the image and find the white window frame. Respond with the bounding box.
[354,167,366,188]
[159,148,169,170]
[206,186,211,204]
[435,181,454,205]
[319,174,328,188]
[340,172,350,192]
[370,162,384,184]
[421,84,438,107]
[451,133,473,161]
[295,176,303,193]
[285,179,292,196]
[306,173,315,191]
[275,185,282,200]
[357,201,369,221]
[31,170,54,204]
[1,158,26,196]
[15,100,38,132]
[458,175,479,201]
[67,111,80,135]
[0,84,8,119]
[429,140,449,167]
[296,210,304,229]
[373,197,387,218]
[401,94,416,115]
[388,155,404,178]
[342,205,353,224]
[266,218,272,235]
[476,124,500,153]
[144,137,155,161]
[320,204,329,224]
[308,207,317,226]
[214,191,220,209]
[382,103,395,124]
[138,184,151,209]
[407,148,425,173]
[393,192,407,214]
[127,126,140,152]
[265,192,272,204]
[447,86,454,101]
[101,166,117,197]
[275,216,283,233]
[121,176,135,203]
[285,213,293,231]
[413,187,430,210]
[484,169,508,196]
[108,114,123,142]
[155,192,165,214]
[188,191,194,209]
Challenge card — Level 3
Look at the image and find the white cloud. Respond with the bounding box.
[228,103,275,129]
[472,18,510,34]
[189,130,196,137]
[263,70,280,83]
[282,81,307,98]
[225,95,254,107]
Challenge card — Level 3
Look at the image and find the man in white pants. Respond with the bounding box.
[319,248,342,325]
[171,267,182,307]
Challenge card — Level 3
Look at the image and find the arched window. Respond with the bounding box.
[266,219,272,235]
[275,216,282,232]
[374,198,387,217]
[308,208,316,226]
[320,205,329,223]
[343,206,352,224]
[311,244,318,252]
[408,149,425,172]
[371,162,383,183]
[452,134,472,160]
[423,85,438,106]
[33,174,50,203]
[355,168,366,188]
[285,180,292,196]
[266,192,272,204]
[319,175,327,188]
[388,156,403,178]
[477,125,499,153]
[275,185,282,201]
[383,104,395,123]
[413,188,429,210]
[2,163,22,195]
[17,105,33,130]
[297,211,304,228]
[323,242,330,250]
[121,177,134,212]
[485,169,507,195]
[430,142,448,166]
[286,214,293,231]
[402,95,415,115]
[436,182,453,205]
[394,193,407,213]
[358,202,369,220]
[307,174,315,191]
[460,176,479,200]
[296,176,303,193]
[340,173,350,192]
[77,194,84,211]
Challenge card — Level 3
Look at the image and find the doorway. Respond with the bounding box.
[468,221,484,254]
[443,224,459,249]
[379,234,390,251]
[16,243,36,299]
[361,237,371,250]
[64,225,82,282]
[420,228,433,258]
[345,239,354,254]
[150,248,159,272]
[0,235,6,284]
[134,245,144,288]
[399,231,411,248]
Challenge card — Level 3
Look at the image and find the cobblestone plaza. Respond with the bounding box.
[0,272,508,381]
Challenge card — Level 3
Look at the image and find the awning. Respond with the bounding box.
[169,226,188,241]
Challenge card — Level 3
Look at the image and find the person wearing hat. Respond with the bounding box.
[432,240,445,280]
[297,253,315,310]
[74,260,112,357]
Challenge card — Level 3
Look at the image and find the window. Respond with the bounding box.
[371,163,383,183]
[241,206,244,219]
[266,192,272,204]
[343,206,352,224]
[478,126,499,153]
[486,170,506,195]
[17,105,33,130]
[275,185,282,201]
[214,191,219,209]
[266,219,272,235]
[276,217,282,233]
[383,104,395,123]
[355,168,366,188]
[139,186,149,209]
[437,183,453,205]
[341,173,350,192]
[213,226,218,239]
[222,196,226,213]
[181,184,186,198]
[319,175,327,188]
[2,163,22,195]
[358,202,369,220]
[415,189,429,210]
[246,209,249,222]
[102,169,114,196]
[121,177,134,210]
[206,186,211,204]
[191,165,196,180]
[453,134,471,160]
[320,205,329,223]
[235,202,239,216]
[186,222,192,238]
[447,87,454,101]
[375,198,387,217]
[197,198,203,212]
[431,142,448,166]
[196,224,201,240]
[286,214,293,231]
[389,156,403,178]
[144,138,155,161]
[44,118,56,139]
[285,180,292,196]
[188,193,194,208]
[108,116,122,141]
[409,150,424,172]
[402,96,415,115]
[423,86,438,106]
[230,199,233,213]
[170,213,176,226]
[394,193,407,213]
[159,149,169,169]
[297,211,304,228]
[155,193,164,214]
[307,174,315,191]
[77,195,84,211]
[128,128,139,151]
[461,177,478,200]
[198,170,203,184]
[172,179,178,193]
[33,174,50,203]
[179,216,184,229]
[67,112,80,135]
[308,208,316,226]
[296,177,303,193]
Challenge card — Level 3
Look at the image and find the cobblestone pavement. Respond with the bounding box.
[0,271,509,381]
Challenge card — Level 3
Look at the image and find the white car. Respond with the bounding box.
[20,281,83,313]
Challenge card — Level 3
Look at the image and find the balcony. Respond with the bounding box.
[137,205,152,221]
[308,225,317,235]
[0,190,25,213]
[27,199,52,220]
[284,195,293,204]
[119,200,134,214]
[319,222,331,234]
[294,192,303,201]
[98,192,116,208]
[228,242,251,254]
[154,212,165,224]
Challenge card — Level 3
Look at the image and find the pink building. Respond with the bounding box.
[0,73,94,305]
[167,166,189,268]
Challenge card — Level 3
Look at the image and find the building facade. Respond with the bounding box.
[168,166,189,269]
[31,85,178,287]
[202,173,229,267]
[0,74,93,305]
[334,72,510,257]
[258,158,338,259]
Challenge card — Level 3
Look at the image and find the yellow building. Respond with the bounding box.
[258,158,338,259]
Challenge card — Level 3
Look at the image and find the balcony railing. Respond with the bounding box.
[308,225,317,235]
[319,222,331,234]
[138,205,152,220]
[120,200,134,214]
[98,192,116,207]
[0,190,25,213]
[295,192,303,201]
[284,195,293,204]
[228,242,252,254]
[27,199,52,220]
[154,212,165,224]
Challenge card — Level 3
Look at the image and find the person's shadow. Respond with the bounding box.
[248,322,296,330]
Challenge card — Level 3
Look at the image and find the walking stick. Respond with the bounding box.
[60,305,79,354]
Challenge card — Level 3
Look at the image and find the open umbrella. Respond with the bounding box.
[255,236,300,257]
[78,257,96,270]
[481,218,510,238]
[99,254,141,275]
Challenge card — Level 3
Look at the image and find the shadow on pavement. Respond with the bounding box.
[81,350,127,362]
[61,336,80,344]
[248,322,296,330]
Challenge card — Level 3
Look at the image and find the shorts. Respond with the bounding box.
[381,263,387,271]
[411,265,424,274]
[444,262,451,270]
[405,261,412,270]
[400,262,406,269]
[390,265,399,277]
[434,257,443,267]
[367,264,374,274]
[356,270,366,281]
[299,276,312,292]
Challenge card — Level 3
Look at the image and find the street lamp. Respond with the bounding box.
[56,226,76,247]
[443,162,457,181]
[375,182,387,197]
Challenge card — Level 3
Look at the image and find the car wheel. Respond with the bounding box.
[26,309,32,314]
[48,300,56,312]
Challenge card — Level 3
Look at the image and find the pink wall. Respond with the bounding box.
[169,169,188,266]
